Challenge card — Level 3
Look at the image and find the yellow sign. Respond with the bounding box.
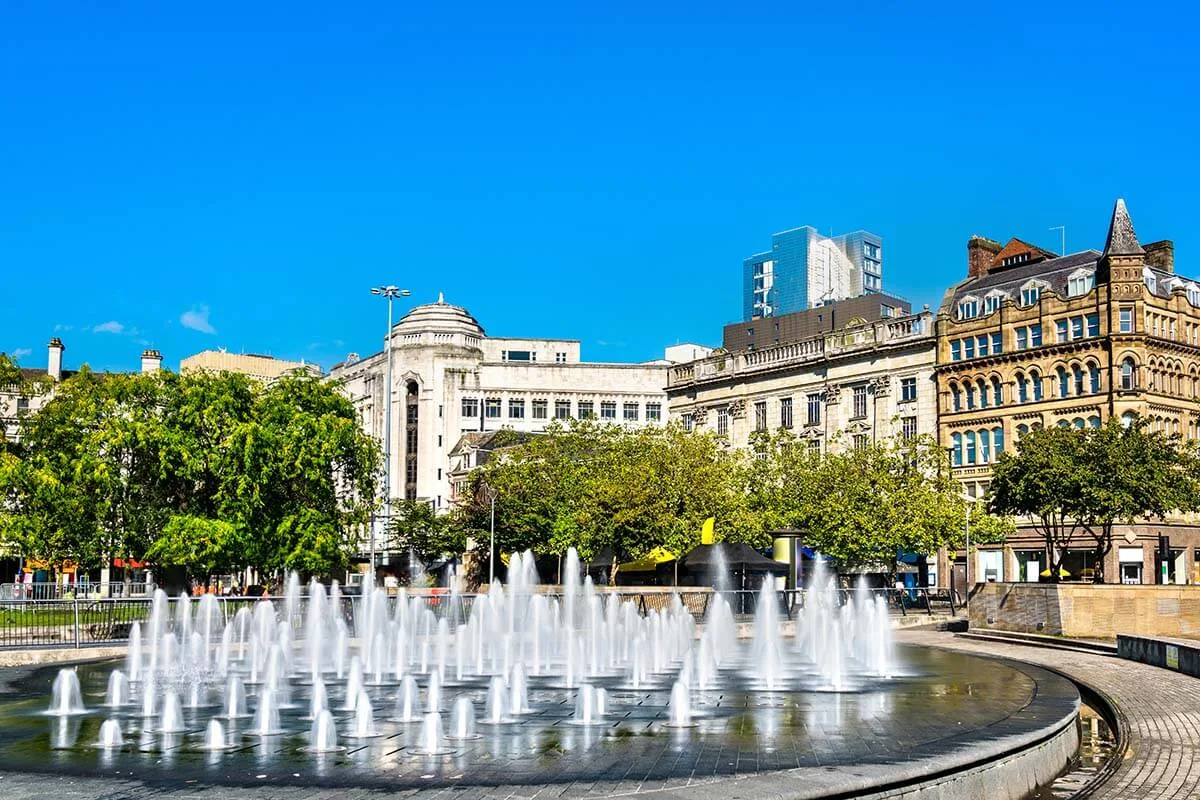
[700,517,715,545]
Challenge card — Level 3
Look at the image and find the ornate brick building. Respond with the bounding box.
[936,199,1200,585]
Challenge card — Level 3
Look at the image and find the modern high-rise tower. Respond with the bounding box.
[743,226,883,320]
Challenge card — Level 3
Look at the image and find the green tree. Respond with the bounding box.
[388,498,467,568]
[144,514,241,578]
[993,418,1199,583]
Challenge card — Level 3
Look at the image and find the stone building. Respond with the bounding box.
[327,296,675,524]
[180,350,321,382]
[666,305,938,455]
[1,338,163,443]
[936,198,1200,585]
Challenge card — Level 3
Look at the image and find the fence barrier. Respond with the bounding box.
[0,586,956,651]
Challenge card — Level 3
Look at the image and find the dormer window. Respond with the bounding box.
[1188,284,1200,307]
[1144,268,1157,293]
[1019,281,1044,307]
[1001,253,1032,267]
[1067,269,1095,297]
[957,296,980,320]
[984,292,1006,314]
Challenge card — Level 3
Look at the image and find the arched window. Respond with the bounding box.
[1121,411,1137,429]
[950,382,962,411]
[1073,418,1086,430]
[1016,423,1030,438]
[1057,420,1070,429]
[1088,416,1101,428]
[977,378,989,408]
[991,377,1003,406]
[979,428,991,463]
[993,426,1005,457]
[965,431,977,464]
[1031,369,1044,401]
[1072,365,1084,396]
[1016,372,1028,403]
[1089,363,1101,394]
[1057,366,1070,397]
[965,382,976,410]
[951,433,963,466]
[1120,358,1137,391]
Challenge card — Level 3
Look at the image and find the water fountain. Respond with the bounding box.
[48,669,85,716]
[96,719,124,749]
[9,546,1083,800]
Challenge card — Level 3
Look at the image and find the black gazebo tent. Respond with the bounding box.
[677,543,789,588]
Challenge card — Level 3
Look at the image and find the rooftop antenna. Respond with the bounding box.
[1050,226,1066,256]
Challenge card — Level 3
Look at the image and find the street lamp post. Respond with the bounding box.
[962,495,978,615]
[484,484,498,586]
[370,285,411,579]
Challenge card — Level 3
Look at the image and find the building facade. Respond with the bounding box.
[667,309,937,454]
[180,350,322,382]
[328,297,673,525]
[2,338,162,443]
[936,199,1200,585]
[743,226,883,320]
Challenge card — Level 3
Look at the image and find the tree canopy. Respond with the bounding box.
[990,418,1198,581]
[0,369,380,580]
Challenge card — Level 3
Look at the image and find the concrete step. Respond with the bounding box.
[956,630,1118,656]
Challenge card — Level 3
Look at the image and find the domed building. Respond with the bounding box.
[329,294,688,559]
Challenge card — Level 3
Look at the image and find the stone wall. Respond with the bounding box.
[970,582,1200,639]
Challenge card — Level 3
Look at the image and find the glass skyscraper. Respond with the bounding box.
[743,226,883,320]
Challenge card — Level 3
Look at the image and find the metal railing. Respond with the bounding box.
[0,582,154,600]
[0,586,956,651]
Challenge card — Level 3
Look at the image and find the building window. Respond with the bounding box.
[1144,269,1157,293]
[509,399,526,419]
[965,382,976,410]
[965,431,977,464]
[682,413,694,432]
[901,416,918,440]
[407,404,418,423]
[623,402,639,421]
[951,383,962,411]
[964,338,976,359]
[991,332,1002,354]
[485,398,501,418]
[900,377,917,403]
[951,433,963,466]
[1068,271,1095,296]
[1017,373,1028,403]
[806,438,821,453]
[957,298,979,319]
[1021,285,1041,306]
[461,398,479,418]
[504,350,532,361]
[1016,328,1027,350]
[578,401,595,419]
[1058,367,1070,397]
[716,409,729,436]
[979,428,991,463]
[852,434,869,451]
[1031,370,1043,401]
[1086,314,1100,338]
[646,402,662,421]
[1030,324,1042,347]
[1089,363,1101,394]
[951,340,962,361]
[780,397,794,429]
[1120,358,1137,391]
[1071,316,1084,340]
[880,304,896,318]
[754,401,767,432]
[991,376,1003,406]
[977,334,989,357]
[1056,319,1069,343]
[1189,286,1200,306]
[555,400,571,420]
[852,385,868,419]
[984,294,1003,314]
[600,401,617,420]
[1073,365,1085,395]
[1119,307,1134,333]
[532,399,548,419]
[555,352,567,363]
[806,394,821,426]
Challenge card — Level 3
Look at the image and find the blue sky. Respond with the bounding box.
[2,0,1196,372]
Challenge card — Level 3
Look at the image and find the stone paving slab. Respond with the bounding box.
[897,629,1200,800]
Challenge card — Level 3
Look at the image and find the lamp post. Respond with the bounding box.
[962,494,978,615]
[484,484,498,586]
[370,285,411,578]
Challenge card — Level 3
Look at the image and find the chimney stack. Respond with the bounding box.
[47,338,64,381]
[1143,240,1174,274]
[967,236,1003,279]
[140,349,163,374]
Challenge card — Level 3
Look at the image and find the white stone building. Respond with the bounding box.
[666,311,938,453]
[328,297,685,517]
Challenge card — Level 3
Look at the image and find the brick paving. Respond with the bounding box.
[898,629,1200,800]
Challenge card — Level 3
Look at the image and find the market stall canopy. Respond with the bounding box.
[678,542,789,574]
[618,547,677,573]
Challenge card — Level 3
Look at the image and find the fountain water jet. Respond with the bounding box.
[48,669,85,716]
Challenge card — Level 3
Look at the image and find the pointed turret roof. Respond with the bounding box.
[1102,198,1144,257]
